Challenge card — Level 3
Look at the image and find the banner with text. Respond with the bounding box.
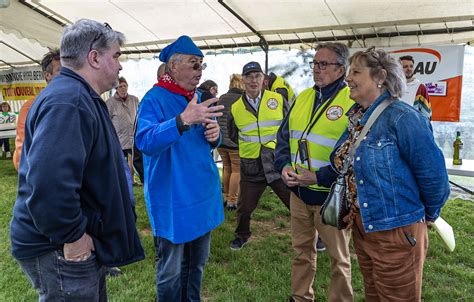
[0,66,46,101]
[352,45,465,122]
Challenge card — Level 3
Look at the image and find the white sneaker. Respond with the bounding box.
[6,151,11,158]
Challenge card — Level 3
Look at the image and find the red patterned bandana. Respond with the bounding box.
[154,73,196,101]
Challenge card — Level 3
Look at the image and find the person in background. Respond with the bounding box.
[106,76,140,185]
[334,47,449,301]
[217,74,244,210]
[13,49,61,170]
[10,19,144,301]
[157,62,166,80]
[275,42,354,302]
[133,64,167,185]
[1,102,13,159]
[264,72,296,105]
[135,35,224,301]
[399,55,431,119]
[198,79,218,102]
[228,61,290,250]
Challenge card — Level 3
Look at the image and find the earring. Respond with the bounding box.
[377,83,382,88]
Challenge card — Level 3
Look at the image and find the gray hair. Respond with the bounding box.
[165,53,186,74]
[60,19,125,69]
[315,42,349,71]
[349,47,406,99]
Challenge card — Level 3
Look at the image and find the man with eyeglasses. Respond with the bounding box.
[12,49,61,171]
[10,19,145,301]
[275,42,354,302]
[135,35,224,301]
[227,61,291,250]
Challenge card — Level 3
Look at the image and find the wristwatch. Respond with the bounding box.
[177,114,191,133]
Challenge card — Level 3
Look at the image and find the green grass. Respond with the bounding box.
[0,159,473,301]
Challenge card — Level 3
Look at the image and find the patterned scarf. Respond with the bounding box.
[154,73,196,101]
[334,104,366,228]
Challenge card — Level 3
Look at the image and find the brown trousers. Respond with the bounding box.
[234,179,290,240]
[217,148,240,205]
[353,210,428,302]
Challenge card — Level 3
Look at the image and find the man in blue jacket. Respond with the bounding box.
[10,19,144,301]
[135,35,224,301]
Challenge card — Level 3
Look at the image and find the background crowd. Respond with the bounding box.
[4,17,450,302]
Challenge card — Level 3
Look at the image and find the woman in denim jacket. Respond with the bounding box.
[330,48,450,301]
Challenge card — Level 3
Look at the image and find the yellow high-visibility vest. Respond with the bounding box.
[270,76,296,104]
[289,86,354,192]
[231,90,284,159]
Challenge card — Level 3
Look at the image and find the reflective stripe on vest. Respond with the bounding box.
[239,133,277,143]
[240,120,282,133]
[291,153,329,170]
[290,130,338,148]
[231,90,284,159]
[289,86,354,192]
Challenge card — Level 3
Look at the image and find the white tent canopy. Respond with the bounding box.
[1,0,474,68]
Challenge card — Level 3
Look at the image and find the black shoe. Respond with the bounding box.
[226,204,237,211]
[106,266,122,277]
[316,237,326,252]
[230,237,248,250]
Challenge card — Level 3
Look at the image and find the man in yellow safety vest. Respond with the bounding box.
[228,61,291,250]
[275,43,354,302]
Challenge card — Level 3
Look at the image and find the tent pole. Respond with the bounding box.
[259,38,269,73]
[0,41,41,65]
[218,0,269,72]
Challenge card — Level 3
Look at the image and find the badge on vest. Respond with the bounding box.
[267,98,279,110]
[326,106,343,121]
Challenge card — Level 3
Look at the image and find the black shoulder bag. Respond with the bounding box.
[320,99,391,229]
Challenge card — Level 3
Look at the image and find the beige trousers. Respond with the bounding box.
[217,148,240,205]
[290,193,353,302]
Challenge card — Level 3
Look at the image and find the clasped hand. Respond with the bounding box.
[281,165,317,187]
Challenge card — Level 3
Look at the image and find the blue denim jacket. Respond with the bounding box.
[331,91,450,233]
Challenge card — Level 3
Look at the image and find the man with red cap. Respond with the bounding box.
[135,35,224,301]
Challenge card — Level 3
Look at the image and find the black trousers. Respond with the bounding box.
[235,178,290,240]
[132,143,144,184]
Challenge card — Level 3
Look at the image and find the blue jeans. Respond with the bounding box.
[17,250,107,301]
[156,232,211,302]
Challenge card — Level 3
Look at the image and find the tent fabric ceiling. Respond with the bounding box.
[1,0,473,68]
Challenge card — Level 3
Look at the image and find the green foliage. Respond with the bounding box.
[0,159,472,301]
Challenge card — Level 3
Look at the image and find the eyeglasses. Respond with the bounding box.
[89,22,112,53]
[363,46,381,61]
[362,46,386,68]
[191,62,207,70]
[309,60,341,70]
[244,73,263,81]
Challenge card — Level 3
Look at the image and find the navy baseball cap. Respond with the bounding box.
[242,61,263,75]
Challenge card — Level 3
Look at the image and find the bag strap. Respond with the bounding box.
[299,88,340,140]
[342,99,392,173]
